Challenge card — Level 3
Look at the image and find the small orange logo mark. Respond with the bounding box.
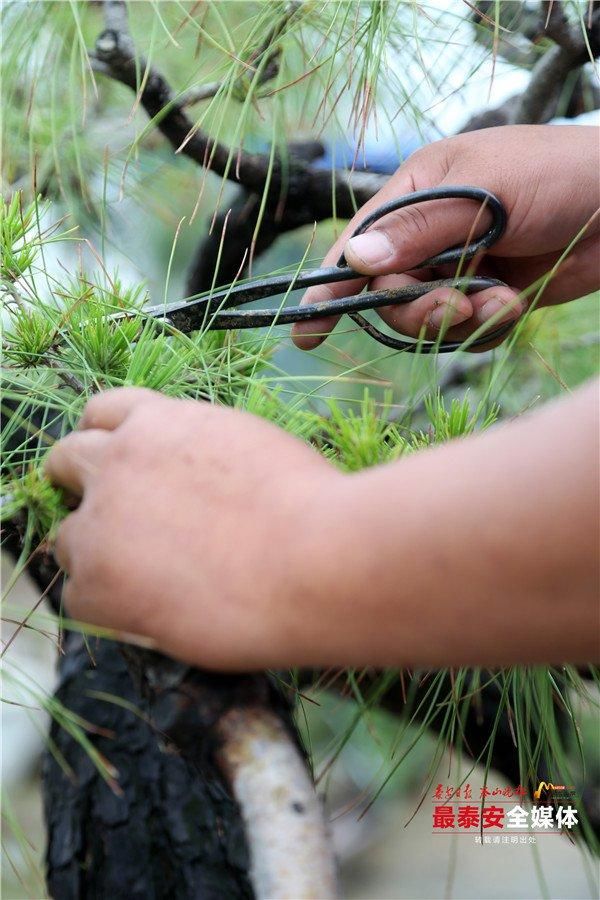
[533,781,566,799]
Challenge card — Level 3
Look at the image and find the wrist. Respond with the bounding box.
[282,452,449,670]
[274,466,361,668]
[280,464,408,669]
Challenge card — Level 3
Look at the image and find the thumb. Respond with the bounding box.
[343,184,498,276]
[291,154,439,350]
[292,141,493,350]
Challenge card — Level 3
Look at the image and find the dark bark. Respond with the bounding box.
[4,525,297,900]
[2,400,299,900]
[5,3,600,895]
[4,519,599,899]
[463,3,600,130]
[43,632,254,900]
[185,141,328,297]
[91,25,386,219]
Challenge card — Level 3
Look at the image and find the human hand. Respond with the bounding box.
[43,382,600,672]
[292,125,600,351]
[45,388,343,670]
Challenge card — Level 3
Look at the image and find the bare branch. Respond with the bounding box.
[103,0,128,33]
[177,81,222,108]
[174,3,302,109]
[216,707,337,899]
[511,6,600,124]
[45,357,86,395]
[185,140,330,296]
[91,30,269,191]
[462,6,600,130]
[543,0,581,52]
[90,3,386,217]
[469,0,542,68]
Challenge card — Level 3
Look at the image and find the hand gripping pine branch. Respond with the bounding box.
[8,4,339,894]
[2,395,339,894]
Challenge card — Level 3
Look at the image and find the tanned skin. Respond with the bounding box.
[46,126,600,671]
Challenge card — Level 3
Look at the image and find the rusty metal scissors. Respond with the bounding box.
[139,185,510,353]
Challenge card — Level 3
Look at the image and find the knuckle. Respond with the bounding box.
[384,205,430,248]
[79,390,118,427]
[53,512,81,571]
[78,398,100,429]
[44,442,59,474]
[401,205,429,238]
[490,286,518,301]
[114,415,148,452]
[303,284,339,305]
[378,304,418,336]
[52,532,70,572]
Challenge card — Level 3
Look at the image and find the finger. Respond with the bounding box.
[343,189,495,277]
[45,430,111,496]
[292,184,495,349]
[372,274,475,339]
[447,285,524,353]
[468,285,524,329]
[399,291,521,353]
[52,510,84,574]
[78,387,159,432]
[291,280,368,350]
[292,151,449,350]
[369,274,523,345]
[60,577,83,621]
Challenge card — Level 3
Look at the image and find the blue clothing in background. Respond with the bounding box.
[310,132,426,175]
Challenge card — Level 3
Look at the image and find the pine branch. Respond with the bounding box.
[45,357,86,395]
[462,3,600,130]
[511,4,600,124]
[88,1,389,295]
[89,2,386,216]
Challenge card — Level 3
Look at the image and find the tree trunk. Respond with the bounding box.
[43,632,255,899]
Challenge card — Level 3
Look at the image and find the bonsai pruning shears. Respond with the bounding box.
[137,185,510,353]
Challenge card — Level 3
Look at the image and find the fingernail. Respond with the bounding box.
[479,296,522,324]
[346,231,394,268]
[428,303,469,330]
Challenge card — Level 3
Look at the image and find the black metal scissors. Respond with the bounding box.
[141,186,510,353]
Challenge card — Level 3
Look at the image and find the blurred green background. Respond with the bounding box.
[2,2,599,897]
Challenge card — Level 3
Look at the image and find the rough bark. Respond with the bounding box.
[2,402,321,900]
[5,2,600,896]
[4,523,598,899]
[43,632,255,900]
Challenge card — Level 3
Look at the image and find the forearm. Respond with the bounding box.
[295,380,600,668]
[47,382,598,673]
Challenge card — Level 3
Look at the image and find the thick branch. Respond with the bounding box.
[469,1,543,68]
[511,7,600,124]
[90,5,386,217]
[464,4,600,130]
[216,707,337,898]
[92,29,269,191]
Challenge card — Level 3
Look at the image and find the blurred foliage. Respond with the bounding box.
[1,1,599,895]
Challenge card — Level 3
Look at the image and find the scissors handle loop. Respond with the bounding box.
[155,186,510,353]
